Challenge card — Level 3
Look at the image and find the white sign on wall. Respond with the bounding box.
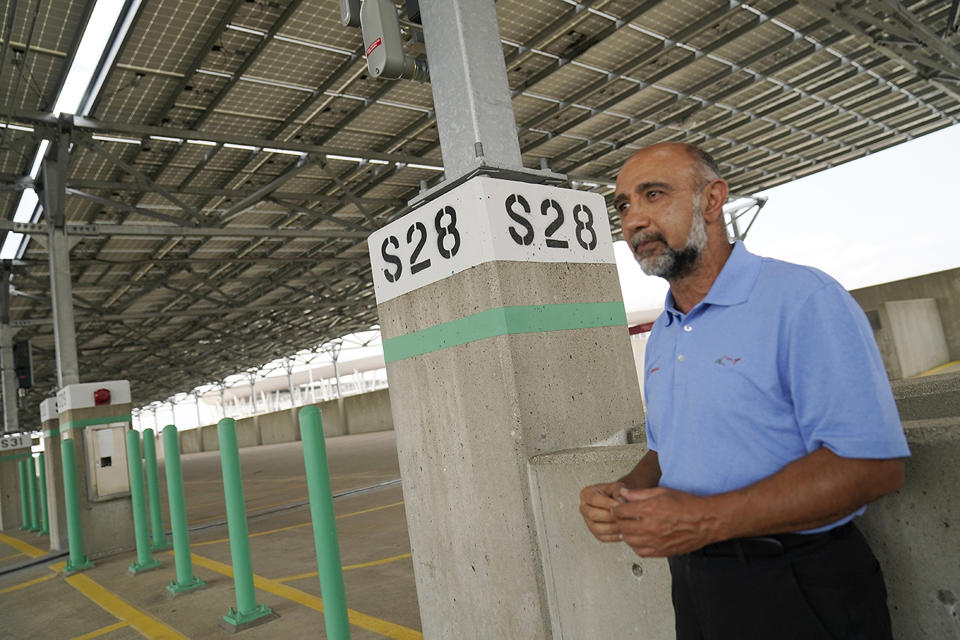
[368,177,615,304]
[0,435,31,451]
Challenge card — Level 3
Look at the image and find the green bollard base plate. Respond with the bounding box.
[219,604,278,633]
[40,528,49,536]
[29,526,43,533]
[151,539,173,552]
[166,576,206,596]
[128,557,163,575]
[64,558,95,575]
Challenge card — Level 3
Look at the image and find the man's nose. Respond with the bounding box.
[620,202,650,239]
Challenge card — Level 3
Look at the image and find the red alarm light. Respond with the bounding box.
[94,388,111,406]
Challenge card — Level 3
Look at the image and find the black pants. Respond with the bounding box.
[667,524,893,640]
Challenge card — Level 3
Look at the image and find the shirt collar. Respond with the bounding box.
[662,241,761,325]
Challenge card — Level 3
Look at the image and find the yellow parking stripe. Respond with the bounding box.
[0,551,25,561]
[63,573,188,640]
[188,552,422,640]
[0,572,56,594]
[0,532,47,558]
[192,500,405,547]
[915,360,960,377]
[279,552,413,582]
[71,621,130,640]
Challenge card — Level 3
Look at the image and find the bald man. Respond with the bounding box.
[579,143,909,639]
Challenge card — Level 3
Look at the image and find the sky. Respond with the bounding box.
[615,123,960,317]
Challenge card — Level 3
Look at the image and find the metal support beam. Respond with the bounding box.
[873,0,960,71]
[220,156,313,222]
[798,0,960,102]
[3,220,369,240]
[419,0,524,179]
[0,266,19,434]
[42,117,80,388]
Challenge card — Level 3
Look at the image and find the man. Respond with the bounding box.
[579,142,909,639]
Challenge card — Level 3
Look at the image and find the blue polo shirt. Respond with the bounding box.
[644,242,910,531]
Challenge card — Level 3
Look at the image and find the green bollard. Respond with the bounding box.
[18,459,29,531]
[142,428,171,551]
[38,452,49,535]
[27,455,41,532]
[217,418,275,630]
[61,438,94,573]
[161,425,204,595]
[125,430,162,574]
[299,407,351,639]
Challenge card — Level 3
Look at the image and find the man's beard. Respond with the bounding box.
[630,194,708,280]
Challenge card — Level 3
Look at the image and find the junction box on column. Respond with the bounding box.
[57,381,135,557]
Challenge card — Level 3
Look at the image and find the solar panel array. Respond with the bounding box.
[0,0,957,413]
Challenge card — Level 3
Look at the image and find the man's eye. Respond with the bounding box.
[617,202,629,213]
[646,190,661,199]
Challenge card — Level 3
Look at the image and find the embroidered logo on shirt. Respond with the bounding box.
[715,355,741,366]
[648,367,660,375]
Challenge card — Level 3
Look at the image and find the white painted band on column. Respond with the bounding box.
[368,176,615,304]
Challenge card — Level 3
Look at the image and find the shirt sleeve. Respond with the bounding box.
[643,334,659,453]
[784,282,910,459]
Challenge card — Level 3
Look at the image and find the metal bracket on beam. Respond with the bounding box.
[407,165,567,208]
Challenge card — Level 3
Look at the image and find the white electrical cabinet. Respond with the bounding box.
[83,423,130,501]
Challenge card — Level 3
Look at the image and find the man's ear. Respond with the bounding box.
[702,179,729,223]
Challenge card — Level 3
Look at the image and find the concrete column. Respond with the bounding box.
[194,393,202,428]
[327,342,349,435]
[370,4,643,636]
[57,381,135,558]
[0,436,31,531]
[40,398,67,549]
[0,268,19,434]
[285,360,301,441]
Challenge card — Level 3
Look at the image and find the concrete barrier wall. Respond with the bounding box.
[201,425,219,452]
[178,388,395,453]
[179,428,201,454]
[235,417,260,448]
[860,417,960,639]
[259,409,299,445]
[530,444,674,639]
[340,388,393,434]
[851,267,960,366]
[529,380,960,639]
[884,299,949,378]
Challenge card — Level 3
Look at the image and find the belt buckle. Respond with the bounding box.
[740,536,785,556]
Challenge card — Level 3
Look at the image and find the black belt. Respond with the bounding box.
[689,522,854,558]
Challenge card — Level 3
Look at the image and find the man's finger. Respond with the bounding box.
[581,504,617,523]
[620,486,666,502]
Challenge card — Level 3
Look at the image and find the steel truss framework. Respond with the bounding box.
[0,0,957,416]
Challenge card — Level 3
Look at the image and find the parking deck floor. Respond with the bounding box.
[0,430,421,639]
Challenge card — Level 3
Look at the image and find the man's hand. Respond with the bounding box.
[578,482,625,542]
[613,486,717,557]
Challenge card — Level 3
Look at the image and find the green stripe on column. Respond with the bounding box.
[383,302,627,363]
[44,414,133,438]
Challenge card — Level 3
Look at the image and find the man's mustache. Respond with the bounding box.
[629,232,666,251]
